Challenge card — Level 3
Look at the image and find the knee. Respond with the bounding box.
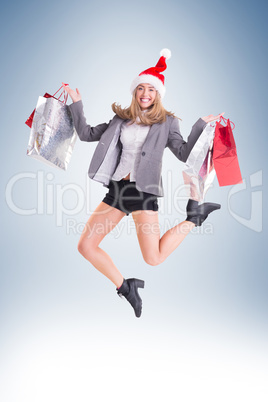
[77,239,86,255]
[143,254,163,266]
[77,237,95,257]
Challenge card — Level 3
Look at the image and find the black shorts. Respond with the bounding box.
[102,179,159,216]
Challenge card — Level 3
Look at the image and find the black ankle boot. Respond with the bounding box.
[186,199,199,213]
[116,278,145,318]
[185,198,221,226]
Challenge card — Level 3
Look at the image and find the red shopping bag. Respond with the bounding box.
[213,116,242,186]
[25,84,69,128]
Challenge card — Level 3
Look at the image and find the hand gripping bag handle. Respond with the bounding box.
[218,115,235,130]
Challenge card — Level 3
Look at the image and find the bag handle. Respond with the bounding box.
[218,115,235,130]
[52,83,69,104]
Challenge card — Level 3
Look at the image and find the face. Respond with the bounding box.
[135,83,157,110]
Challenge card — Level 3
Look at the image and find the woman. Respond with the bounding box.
[63,49,223,318]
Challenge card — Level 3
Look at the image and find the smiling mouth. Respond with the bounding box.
[140,98,151,103]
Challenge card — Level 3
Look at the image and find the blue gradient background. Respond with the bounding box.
[1,0,267,401]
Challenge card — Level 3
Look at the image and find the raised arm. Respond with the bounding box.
[166,117,207,162]
[62,83,110,142]
[68,100,110,142]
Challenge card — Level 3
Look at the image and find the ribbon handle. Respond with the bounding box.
[219,115,235,130]
[52,83,69,104]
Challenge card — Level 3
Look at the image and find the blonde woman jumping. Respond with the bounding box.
[63,49,223,318]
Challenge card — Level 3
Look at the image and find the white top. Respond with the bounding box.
[111,116,150,182]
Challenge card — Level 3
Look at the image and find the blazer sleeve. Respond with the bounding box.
[166,117,207,162]
[68,100,111,142]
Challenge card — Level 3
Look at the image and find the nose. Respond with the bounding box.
[142,88,150,97]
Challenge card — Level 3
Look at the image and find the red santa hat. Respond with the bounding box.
[130,48,171,99]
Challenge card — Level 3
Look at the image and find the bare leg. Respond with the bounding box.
[132,210,195,266]
[77,202,127,288]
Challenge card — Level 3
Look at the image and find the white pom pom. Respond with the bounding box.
[160,48,171,60]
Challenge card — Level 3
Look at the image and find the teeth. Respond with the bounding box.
[141,98,150,102]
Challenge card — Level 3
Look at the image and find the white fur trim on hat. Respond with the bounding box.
[130,74,166,99]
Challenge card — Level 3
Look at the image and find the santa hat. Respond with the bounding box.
[130,48,171,99]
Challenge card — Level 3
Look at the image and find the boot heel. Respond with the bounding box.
[135,279,145,289]
[203,202,221,210]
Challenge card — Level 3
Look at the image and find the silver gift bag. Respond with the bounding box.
[185,122,216,173]
[182,122,216,202]
[27,95,77,170]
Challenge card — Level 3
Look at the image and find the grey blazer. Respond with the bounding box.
[68,100,207,197]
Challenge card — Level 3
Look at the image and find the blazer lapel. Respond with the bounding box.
[142,122,161,150]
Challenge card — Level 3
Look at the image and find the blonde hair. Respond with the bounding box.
[111,88,181,126]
